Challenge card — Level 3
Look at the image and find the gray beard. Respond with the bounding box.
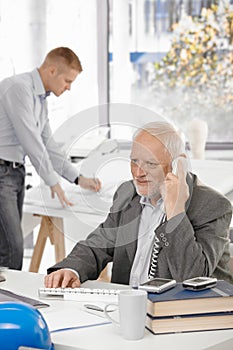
[134,182,161,204]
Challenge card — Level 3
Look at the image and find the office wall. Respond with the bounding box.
[0,0,99,132]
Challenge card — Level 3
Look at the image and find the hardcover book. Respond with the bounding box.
[147,280,233,317]
[146,311,233,335]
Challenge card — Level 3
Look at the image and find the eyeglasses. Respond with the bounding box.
[130,159,162,171]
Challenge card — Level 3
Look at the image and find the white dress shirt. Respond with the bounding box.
[129,197,165,286]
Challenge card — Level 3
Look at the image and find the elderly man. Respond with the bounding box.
[45,121,233,287]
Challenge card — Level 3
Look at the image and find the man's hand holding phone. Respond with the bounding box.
[161,156,190,220]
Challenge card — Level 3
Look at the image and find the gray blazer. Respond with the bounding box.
[48,173,233,285]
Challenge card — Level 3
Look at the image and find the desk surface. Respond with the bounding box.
[1,270,233,350]
[23,183,113,219]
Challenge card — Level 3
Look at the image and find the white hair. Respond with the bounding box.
[133,121,186,160]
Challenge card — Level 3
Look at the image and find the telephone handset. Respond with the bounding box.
[160,156,188,213]
[171,156,188,176]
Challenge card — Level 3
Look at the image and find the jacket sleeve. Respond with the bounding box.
[155,186,233,282]
[47,181,136,282]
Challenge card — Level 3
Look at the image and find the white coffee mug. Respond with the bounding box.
[104,289,147,340]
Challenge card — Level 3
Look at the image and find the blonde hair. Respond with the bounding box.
[44,47,82,72]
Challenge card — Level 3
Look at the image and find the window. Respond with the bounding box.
[109,0,233,145]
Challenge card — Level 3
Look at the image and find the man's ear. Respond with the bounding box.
[48,64,57,76]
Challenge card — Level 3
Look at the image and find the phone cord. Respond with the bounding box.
[148,214,166,280]
[148,235,160,280]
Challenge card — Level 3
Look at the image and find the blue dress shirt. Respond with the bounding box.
[0,69,78,186]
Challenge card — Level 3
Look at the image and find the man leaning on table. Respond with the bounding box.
[0,47,101,271]
[45,121,233,288]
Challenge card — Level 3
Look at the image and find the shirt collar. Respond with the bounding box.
[31,69,50,99]
[140,196,164,212]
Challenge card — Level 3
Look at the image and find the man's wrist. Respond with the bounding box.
[167,207,185,220]
[74,175,82,185]
[64,268,80,280]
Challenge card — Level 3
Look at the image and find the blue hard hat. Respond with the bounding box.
[0,301,54,350]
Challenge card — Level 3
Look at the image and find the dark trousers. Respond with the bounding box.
[0,164,25,269]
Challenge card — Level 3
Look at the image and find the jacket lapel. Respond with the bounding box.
[119,195,142,264]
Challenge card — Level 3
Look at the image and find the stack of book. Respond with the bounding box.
[146,280,233,334]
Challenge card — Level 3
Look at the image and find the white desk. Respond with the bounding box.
[1,270,233,350]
